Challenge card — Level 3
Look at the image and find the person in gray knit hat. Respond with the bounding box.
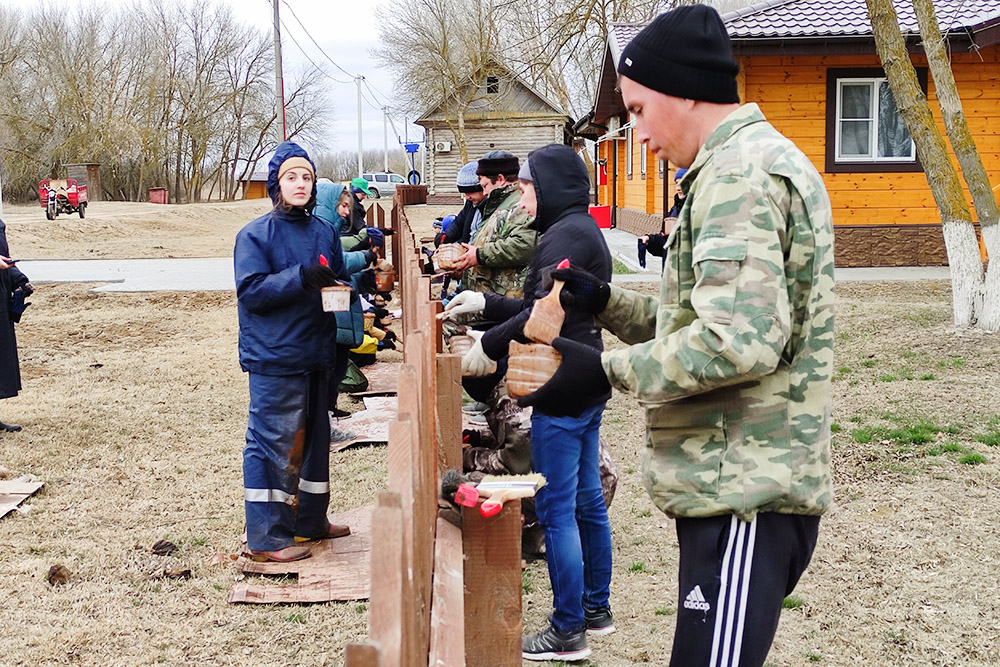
[437,161,487,247]
[449,150,536,299]
[520,4,834,664]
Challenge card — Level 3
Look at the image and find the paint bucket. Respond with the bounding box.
[448,334,474,356]
[506,341,562,397]
[375,268,395,291]
[320,285,352,312]
[434,244,462,271]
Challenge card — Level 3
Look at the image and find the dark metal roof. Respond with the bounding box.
[722,0,1000,39]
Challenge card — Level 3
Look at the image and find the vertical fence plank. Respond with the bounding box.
[436,354,463,475]
[462,502,523,667]
[368,492,405,667]
[345,643,382,667]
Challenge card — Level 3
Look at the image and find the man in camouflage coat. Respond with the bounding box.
[521,6,834,666]
[451,150,537,300]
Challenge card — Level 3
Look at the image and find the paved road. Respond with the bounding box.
[15,228,951,293]
[17,258,234,292]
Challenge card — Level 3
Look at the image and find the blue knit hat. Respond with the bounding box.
[456,161,482,193]
[674,167,688,181]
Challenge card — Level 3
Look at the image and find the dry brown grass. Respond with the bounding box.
[4,203,1000,665]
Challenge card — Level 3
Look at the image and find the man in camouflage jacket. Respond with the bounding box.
[452,150,537,299]
[521,6,834,666]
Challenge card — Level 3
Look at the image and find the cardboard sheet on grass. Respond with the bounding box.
[347,361,398,397]
[228,505,371,604]
[330,396,397,452]
[0,480,44,519]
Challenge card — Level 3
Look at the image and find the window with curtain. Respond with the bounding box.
[826,68,926,173]
[834,76,915,164]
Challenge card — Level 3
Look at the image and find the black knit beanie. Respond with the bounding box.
[618,5,739,104]
[476,150,520,179]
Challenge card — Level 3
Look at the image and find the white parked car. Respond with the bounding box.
[361,171,407,199]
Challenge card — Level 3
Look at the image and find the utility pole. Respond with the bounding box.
[383,107,389,173]
[272,0,286,142]
[356,76,364,178]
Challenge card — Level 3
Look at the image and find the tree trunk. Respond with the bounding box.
[866,0,980,327]
[911,0,1000,330]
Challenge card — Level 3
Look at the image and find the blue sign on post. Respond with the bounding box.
[403,142,420,154]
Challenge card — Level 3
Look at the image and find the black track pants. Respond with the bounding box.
[669,513,821,667]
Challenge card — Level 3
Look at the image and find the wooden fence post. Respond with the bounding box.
[462,502,523,667]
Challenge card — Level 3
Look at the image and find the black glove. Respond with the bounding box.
[645,232,668,257]
[302,264,338,289]
[362,249,377,266]
[637,239,647,269]
[516,337,611,418]
[552,266,611,315]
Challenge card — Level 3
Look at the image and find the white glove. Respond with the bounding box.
[440,290,486,321]
[461,330,497,377]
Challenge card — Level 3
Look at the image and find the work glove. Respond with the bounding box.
[551,266,611,315]
[440,290,486,321]
[645,232,668,257]
[517,337,611,418]
[362,249,378,267]
[302,264,339,289]
[367,227,385,248]
[461,330,497,377]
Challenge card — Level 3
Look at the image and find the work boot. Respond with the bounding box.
[0,420,21,432]
[247,545,311,563]
[522,621,590,661]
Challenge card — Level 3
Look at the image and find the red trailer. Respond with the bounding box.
[39,179,88,219]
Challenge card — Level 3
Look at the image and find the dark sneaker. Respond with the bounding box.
[585,607,616,636]
[522,622,591,661]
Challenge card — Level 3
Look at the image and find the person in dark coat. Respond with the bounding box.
[234,142,352,563]
[349,177,371,234]
[1,221,32,436]
[445,143,615,661]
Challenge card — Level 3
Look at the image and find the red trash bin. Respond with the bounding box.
[149,187,168,204]
[589,205,611,229]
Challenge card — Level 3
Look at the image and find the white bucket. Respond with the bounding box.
[320,285,352,312]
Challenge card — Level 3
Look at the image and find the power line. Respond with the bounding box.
[279,0,359,82]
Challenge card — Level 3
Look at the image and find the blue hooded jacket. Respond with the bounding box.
[314,181,371,275]
[234,142,348,375]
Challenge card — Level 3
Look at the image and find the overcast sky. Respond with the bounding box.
[227,0,424,154]
[0,0,421,155]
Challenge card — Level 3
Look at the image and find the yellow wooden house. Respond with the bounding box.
[575,0,1000,266]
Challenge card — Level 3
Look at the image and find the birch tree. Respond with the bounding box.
[910,0,1000,329]
[865,0,994,329]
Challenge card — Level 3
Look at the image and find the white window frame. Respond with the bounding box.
[835,77,915,164]
[640,142,647,179]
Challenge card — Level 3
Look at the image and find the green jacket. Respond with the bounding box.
[462,184,536,299]
[598,104,835,521]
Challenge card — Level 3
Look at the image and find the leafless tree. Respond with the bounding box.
[866,0,999,329]
[0,0,328,204]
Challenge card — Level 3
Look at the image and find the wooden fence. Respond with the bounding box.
[344,195,522,667]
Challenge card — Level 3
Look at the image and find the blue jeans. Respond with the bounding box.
[531,403,612,632]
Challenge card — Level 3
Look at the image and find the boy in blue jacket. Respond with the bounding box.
[234,143,351,563]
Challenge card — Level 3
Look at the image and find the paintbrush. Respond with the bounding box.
[523,258,571,344]
[477,473,547,518]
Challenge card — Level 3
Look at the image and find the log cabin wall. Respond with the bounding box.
[742,46,999,266]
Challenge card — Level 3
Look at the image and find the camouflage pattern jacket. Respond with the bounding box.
[598,104,835,521]
[462,184,537,299]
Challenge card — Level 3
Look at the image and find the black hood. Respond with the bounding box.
[525,144,591,233]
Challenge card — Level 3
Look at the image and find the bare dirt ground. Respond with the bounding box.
[2,202,1000,665]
